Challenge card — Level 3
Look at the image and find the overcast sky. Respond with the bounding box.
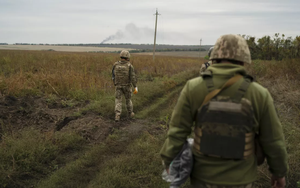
[0,0,299,45]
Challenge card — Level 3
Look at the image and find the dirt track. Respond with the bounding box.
[0,65,202,188]
[0,75,182,143]
[0,95,115,143]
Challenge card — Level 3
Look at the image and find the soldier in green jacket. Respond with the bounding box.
[112,50,137,122]
[160,34,288,188]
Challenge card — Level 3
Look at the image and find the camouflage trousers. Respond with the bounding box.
[115,85,133,116]
[190,179,254,188]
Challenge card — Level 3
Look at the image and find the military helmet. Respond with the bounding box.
[210,34,251,64]
[120,50,130,59]
[208,47,214,57]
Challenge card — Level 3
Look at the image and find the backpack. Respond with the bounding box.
[112,61,132,86]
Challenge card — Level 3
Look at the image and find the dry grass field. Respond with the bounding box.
[0,49,299,188]
[138,51,207,58]
[0,44,208,58]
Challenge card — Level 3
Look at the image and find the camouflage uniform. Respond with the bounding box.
[200,47,214,74]
[160,35,288,187]
[200,60,212,74]
[112,50,137,121]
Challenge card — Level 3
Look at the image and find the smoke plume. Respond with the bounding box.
[101,23,153,44]
[101,30,124,44]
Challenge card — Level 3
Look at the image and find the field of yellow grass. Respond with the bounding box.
[0,49,299,187]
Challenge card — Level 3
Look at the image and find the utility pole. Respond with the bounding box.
[153,8,160,62]
[199,38,202,59]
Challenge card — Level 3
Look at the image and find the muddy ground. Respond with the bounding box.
[0,95,125,143]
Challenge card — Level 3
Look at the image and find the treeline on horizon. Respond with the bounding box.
[242,33,300,60]
[1,33,300,59]
[2,43,210,52]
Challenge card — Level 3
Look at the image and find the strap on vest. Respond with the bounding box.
[201,74,243,108]
[195,74,243,121]
[202,71,214,92]
[232,76,252,103]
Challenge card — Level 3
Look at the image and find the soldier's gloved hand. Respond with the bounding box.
[133,87,138,94]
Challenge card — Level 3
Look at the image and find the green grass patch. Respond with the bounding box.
[0,128,85,188]
[255,121,300,188]
[36,127,135,188]
[72,69,198,119]
[136,84,182,120]
[36,143,107,188]
[87,129,191,188]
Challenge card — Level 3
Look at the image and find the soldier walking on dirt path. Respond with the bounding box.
[200,47,214,74]
[160,34,288,188]
[112,50,138,122]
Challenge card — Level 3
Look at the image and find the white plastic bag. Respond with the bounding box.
[162,138,194,188]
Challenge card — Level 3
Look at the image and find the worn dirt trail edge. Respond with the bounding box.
[35,72,197,188]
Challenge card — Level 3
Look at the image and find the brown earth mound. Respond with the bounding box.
[0,96,125,143]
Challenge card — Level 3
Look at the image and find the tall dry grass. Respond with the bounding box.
[38,59,300,188]
[0,50,203,187]
[0,50,202,100]
[247,59,300,187]
[1,50,299,187]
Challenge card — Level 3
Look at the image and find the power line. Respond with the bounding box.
[153,8,160,62]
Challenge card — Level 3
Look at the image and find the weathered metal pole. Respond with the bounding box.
[153,9,160,62]
[199,38,202,59]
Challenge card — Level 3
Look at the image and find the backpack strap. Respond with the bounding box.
[232,75,253,103]
[202,71,214,92]
[201,74,243,108]
[194,74,243,121]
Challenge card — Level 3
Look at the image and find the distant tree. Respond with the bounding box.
[242,33,300,60]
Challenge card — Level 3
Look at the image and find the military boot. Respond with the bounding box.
[115,114,120,122]
[128,112,135,119]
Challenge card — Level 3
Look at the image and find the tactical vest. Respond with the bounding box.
[194,72,255,160]
[114,61,132,86]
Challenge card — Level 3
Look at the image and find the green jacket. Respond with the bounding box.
[160,64,288,185]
